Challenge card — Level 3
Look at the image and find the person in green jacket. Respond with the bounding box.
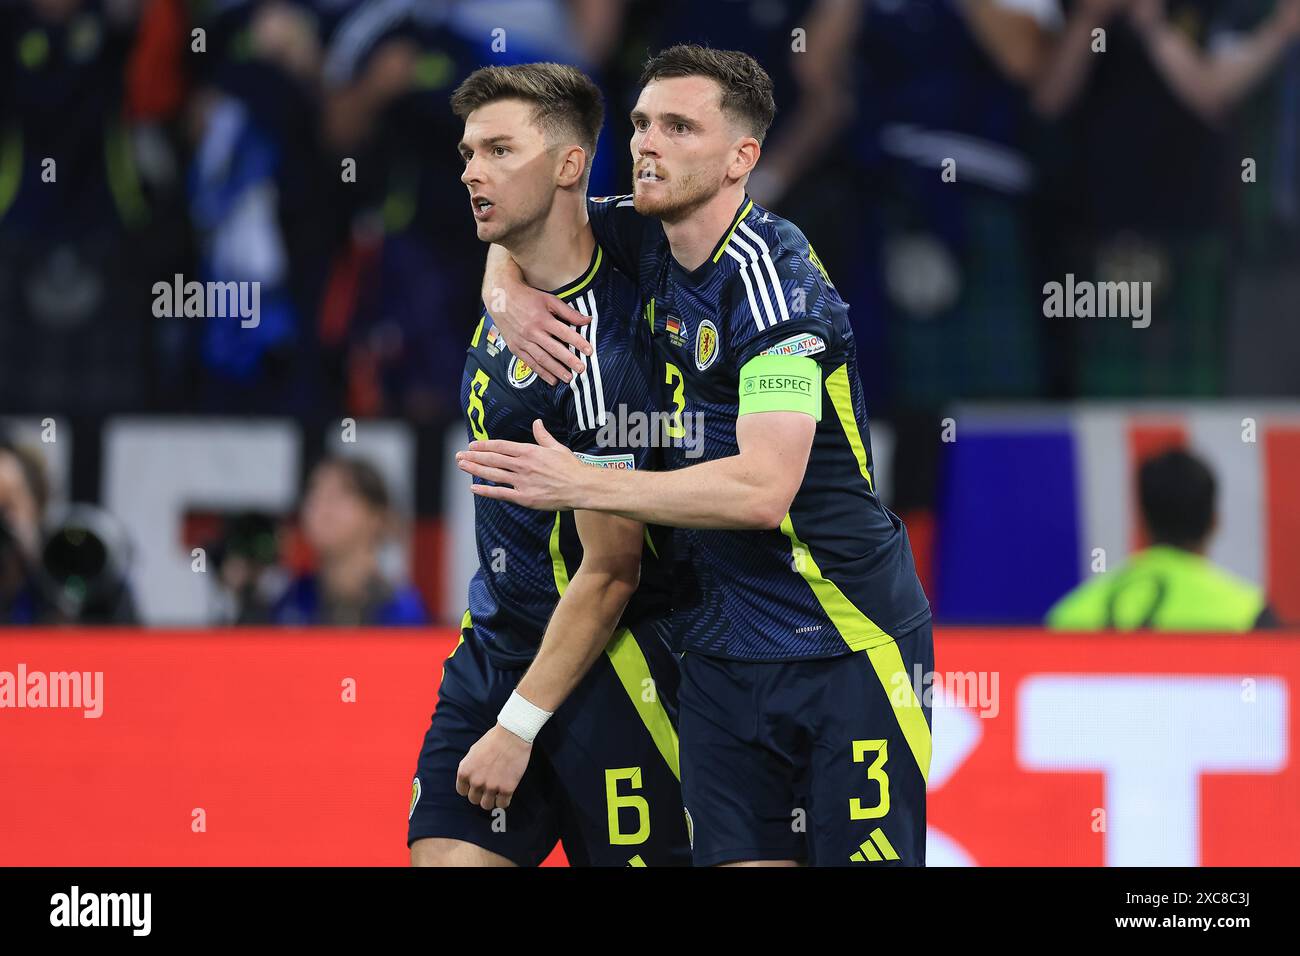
[1047,449,1280,631]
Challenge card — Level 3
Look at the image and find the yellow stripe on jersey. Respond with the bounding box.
[711,199,755,263]
[779,513,894,652]
[550,512,570,594]
[862,640,932,786]
[441,609,472,680]
[826,364,874,493]
[549,515,677,780]
[533,381,672,787]
[780,510,932,782]
[605,627,681,781]
[807,242,833,285]
[470,314,485,348]
[556,246,603,300]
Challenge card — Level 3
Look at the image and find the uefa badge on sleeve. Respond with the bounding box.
[409,777,422,820]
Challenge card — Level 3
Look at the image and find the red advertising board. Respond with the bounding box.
[1,629,1296,866]
[926,633,1298,866]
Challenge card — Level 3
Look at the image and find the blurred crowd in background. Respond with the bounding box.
[2,0,1299,626]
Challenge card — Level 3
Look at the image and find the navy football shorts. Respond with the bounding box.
[678,618,934,866]
[408,615,690,866]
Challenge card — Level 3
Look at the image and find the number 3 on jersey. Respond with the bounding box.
[664,362,686,439]
[467,368,491,440]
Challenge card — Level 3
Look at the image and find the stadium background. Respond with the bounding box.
[2,0,1298,865]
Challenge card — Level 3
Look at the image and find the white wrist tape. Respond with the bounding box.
[498,691,552,744]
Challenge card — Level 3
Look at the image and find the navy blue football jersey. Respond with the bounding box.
[588,195,931,661]
[461,244,670,666]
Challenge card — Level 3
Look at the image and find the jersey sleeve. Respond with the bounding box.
[586,195,651,279]
[552,300,659,471]
[724,227,850,372]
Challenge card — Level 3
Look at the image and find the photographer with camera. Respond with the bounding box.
[1,433,139,626]
[0,435,49,624]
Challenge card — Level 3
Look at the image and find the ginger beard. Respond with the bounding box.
[632,159,721,223]
[628,76,749,224]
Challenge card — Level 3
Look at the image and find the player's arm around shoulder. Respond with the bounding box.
[478,201,648,386]
[457,225,826,530]
[480,244,591,386]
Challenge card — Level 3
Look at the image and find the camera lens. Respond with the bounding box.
[42,526,109,591]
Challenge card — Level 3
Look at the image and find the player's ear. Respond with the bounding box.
[557,145,587,189]
[730,137,761,184]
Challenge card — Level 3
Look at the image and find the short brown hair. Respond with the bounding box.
[316,456,390,513]
[638,45,776,142]
[451,63,604,180]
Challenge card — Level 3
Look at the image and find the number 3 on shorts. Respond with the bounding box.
[849,739,890,820]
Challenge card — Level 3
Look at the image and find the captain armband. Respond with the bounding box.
[737,354,822,421]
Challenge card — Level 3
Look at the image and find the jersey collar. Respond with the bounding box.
[671,194,754,287]
[546,244,604,301]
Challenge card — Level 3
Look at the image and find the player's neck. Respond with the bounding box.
[662,184,748,273]
[509,198,595,293]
